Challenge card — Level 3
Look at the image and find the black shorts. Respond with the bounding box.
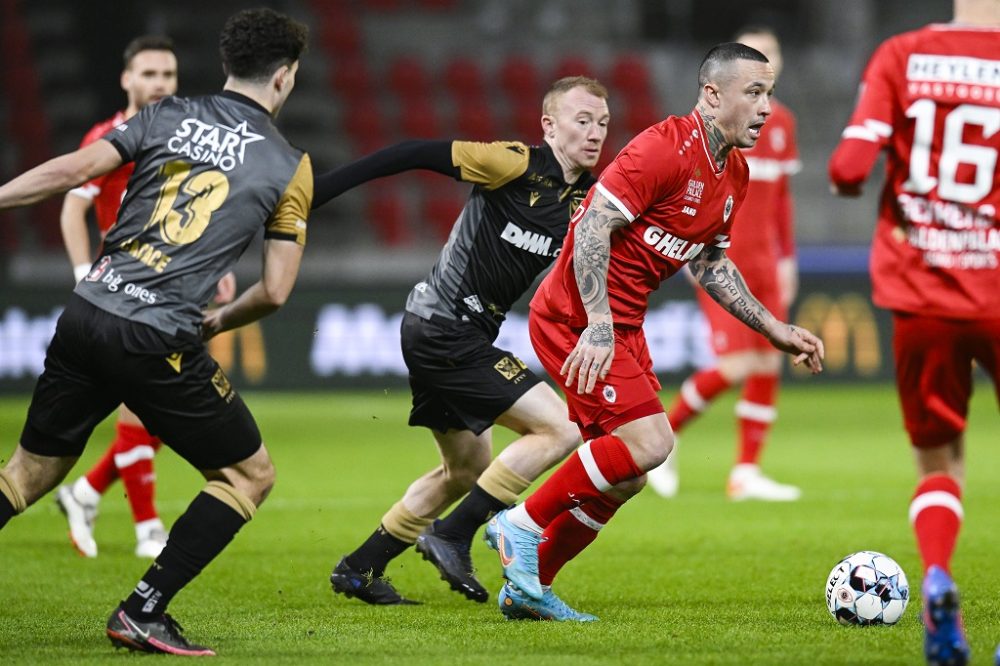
[20,295,261,469]
[400,311,542,435]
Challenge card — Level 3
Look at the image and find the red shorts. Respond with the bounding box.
[529,311,664,439]
[893,312,1000,448]
[696,269,786,355]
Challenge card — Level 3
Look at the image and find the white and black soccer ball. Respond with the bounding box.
[825,551,909,626]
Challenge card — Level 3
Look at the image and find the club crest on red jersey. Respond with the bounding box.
[602,385,617,403]
[723,195,734,222]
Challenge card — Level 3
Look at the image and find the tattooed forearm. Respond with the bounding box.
[696,107,732,169]
[690,248,770,333]
[573,192,629,318]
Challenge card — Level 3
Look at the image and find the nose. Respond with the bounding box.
[760,96,772,117]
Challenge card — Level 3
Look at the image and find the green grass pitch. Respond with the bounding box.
[0,383,997,664]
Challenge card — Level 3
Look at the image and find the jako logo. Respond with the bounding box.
[500,222,557,257]
[166,118,264,172]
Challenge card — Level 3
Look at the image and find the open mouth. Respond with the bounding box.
[748,122,765,139]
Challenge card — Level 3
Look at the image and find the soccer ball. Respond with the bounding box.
[825,551,909,626]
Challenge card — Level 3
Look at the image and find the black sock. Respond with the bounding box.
[344,525,411,578]
[434,484,508,543]
[0,493,16,529]
[123,492,248,620]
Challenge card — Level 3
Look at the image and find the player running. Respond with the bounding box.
[487,42,824,619]
[649,26,804,501]
[314,77,609,611]
[0,8,310,655]
[830,1,999,663]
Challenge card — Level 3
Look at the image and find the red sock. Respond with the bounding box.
[524,435,642,529]
[909,474,962,574]
[84,444,119,494]
[113,422,161,524]
[735,374,778,465]
[667,369,730,433]
[538,493,625,586]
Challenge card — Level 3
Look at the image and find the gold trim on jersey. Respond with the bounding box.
[452,141,530,190]
[265,153,313,246]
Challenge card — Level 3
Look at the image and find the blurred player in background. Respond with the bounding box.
[55,35,179,561]
[0,8,310,655]
[487,43,824,620]
[313,77,609,612]
[648,26,803,501]
[830,1,999,663]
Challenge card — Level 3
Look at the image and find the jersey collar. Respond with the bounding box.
[537,142,594,188]
[220,90,270,116]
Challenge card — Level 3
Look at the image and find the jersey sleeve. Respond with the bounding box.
[450,141,530,190]
[595,129,685,222]
[265,153,313,246]
[103,102,158,163]
[829,38,900,187]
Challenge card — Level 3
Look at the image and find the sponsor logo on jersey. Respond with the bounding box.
[463,294,484,313]
[642,225,705,261]
[500,221,558,257]
[907,54,1000,87]
[682,206,697,216]
[167,118,264,172]
[85,256,112,282]
[684,179,705,203]
[723,195,734,222]
[602,385,617,403]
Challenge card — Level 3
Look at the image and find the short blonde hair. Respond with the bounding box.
[542,76,608,115]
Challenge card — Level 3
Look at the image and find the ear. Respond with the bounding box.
[701,82,722,109]
[541,113,555,139]
[120,69,131,94]
[272,64,291,92]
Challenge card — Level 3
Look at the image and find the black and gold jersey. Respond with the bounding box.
[406,141,594,338]
[74,91,312,339]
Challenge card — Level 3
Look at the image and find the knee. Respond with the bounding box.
[246,458,276,505]
[442,459,486,494]
[630,431,674,470]
[543,420,582,458]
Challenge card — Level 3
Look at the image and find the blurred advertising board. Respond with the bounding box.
[0,274,891,393]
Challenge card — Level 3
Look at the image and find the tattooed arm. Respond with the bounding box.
[688,245,825,373]
[561,189,631,394]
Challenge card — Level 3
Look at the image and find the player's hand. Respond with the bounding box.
[561,320,615,394]
[201,309,224,341]
[214,271,237,305]
[768,323,825,374]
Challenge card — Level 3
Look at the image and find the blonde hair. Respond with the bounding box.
[542,76,608,115]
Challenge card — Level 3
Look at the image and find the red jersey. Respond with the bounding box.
[532,111,749,328]
[829,23,1000,319]
[729,99,799,278]
[68,110,133,234]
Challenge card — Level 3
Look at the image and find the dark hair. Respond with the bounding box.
[123,35,175,69]
[542,76,609,115]
[219,8,309,82]
[698,42,769,87]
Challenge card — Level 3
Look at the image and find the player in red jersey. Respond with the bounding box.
[649,26,803,502]
[485,43,824,618]
[54,36,183,560]
[829,1,999,663]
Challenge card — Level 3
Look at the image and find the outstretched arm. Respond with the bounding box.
[0,140,122,210]
[689,245,824,373]
[561,189,631,394]
[312,139,456,209]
